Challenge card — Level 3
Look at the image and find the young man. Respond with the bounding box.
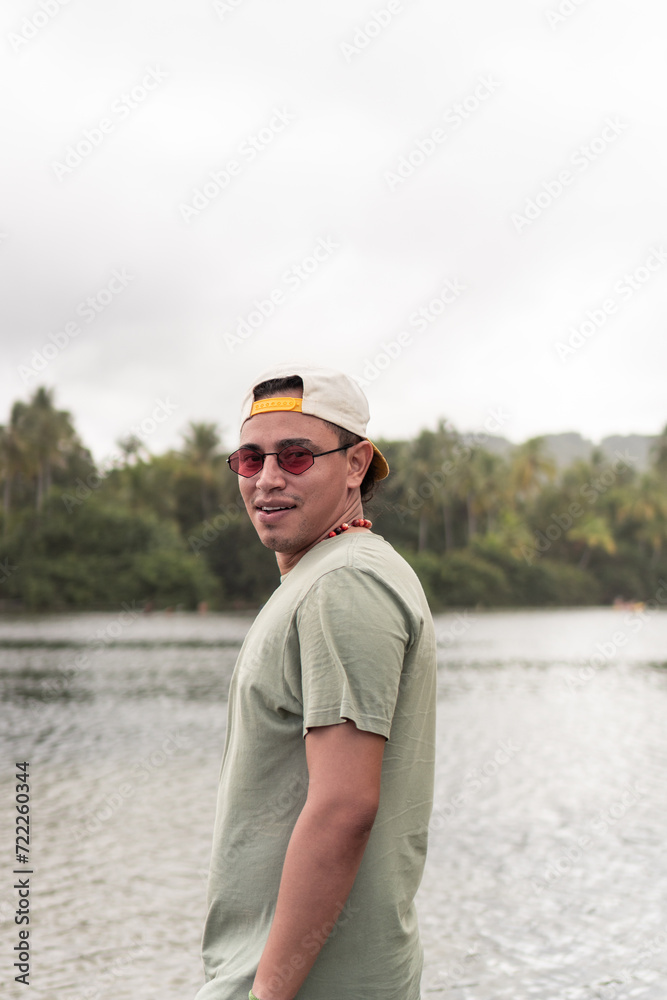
[196,363,436,1000]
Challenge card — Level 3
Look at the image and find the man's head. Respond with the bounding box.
[229,364,389,570]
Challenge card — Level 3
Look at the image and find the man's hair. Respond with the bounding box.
[253,376,378,502]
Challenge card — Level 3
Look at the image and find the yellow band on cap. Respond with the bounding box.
[250,397,304,417]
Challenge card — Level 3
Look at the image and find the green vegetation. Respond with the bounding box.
[1,388,666,611]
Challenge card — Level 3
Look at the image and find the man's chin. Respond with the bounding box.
[254,522,295,552]
[254,520,313,555]
[259,534,285,553]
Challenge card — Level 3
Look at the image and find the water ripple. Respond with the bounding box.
[1,609,666,999]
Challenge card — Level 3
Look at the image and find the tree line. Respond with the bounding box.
[1,386,666,611]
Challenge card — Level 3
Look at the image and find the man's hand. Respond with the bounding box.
[251,720,386,1000]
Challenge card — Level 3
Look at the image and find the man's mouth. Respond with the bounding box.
[255,503,297,522]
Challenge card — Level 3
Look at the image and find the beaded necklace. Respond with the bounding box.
[327,518,372,538]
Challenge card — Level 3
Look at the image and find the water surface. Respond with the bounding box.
[1,607,666,999]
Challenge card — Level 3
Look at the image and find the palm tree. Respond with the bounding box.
[432,420,461,552]
[616,472,667,567]
[470,448,509,537]
[396,422,467,552]
[391,429,439,552]
[454,446,485,542]
[117,434,149,466]
[15,388,79,510]
[509,437,557,507]
[650,423,667,479]
[567,515,616,569]
[0,417,27,527]
[486,508,536,561]
[181,422,224,519]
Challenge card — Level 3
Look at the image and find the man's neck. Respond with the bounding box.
[276,509,369,575]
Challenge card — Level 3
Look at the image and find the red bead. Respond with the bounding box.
[328,518,372,537]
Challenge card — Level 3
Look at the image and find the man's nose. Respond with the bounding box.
[255,453,286,488]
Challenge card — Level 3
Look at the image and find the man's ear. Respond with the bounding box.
[347,440,374,488]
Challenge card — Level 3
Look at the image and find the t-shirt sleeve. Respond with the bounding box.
[295,567,414,740]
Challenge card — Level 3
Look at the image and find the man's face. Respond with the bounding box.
[237,395,358,561]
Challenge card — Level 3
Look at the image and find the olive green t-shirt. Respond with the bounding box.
[198,531,436,1000]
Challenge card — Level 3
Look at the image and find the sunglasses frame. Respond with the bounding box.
[226,443,354,478]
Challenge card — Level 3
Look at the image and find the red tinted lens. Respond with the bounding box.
[278,447,314,474]
[233,449,264,476]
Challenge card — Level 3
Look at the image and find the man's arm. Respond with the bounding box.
[251,720,386,1000]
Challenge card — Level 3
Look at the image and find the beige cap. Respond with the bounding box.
[240,362,389,481]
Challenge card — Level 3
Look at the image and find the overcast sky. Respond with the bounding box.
[1,0,666,464]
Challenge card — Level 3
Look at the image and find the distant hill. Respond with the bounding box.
[461,431,659,472]
[597,435,658,472]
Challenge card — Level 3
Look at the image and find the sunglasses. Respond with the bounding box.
[227,444,353,478]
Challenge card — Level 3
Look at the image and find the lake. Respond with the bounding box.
[1,607,666,999]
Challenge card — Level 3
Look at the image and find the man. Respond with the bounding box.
[197,363,436,1000]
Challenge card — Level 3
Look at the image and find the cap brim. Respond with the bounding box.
[369,442,389,481]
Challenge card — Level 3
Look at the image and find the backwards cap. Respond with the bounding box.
[240,362,389,481]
